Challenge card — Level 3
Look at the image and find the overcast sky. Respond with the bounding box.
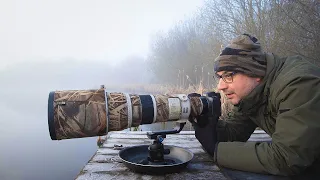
[0,2,205,179]
[0,0,204,70]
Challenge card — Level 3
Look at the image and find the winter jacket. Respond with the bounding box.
[215,53,320,176]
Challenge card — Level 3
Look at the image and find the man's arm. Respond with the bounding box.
[216,108,257,142]
[191,93,257,156]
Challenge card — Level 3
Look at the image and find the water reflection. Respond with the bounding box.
[0,94,98,180]
[0,95,190,180]
[0,60,191,180]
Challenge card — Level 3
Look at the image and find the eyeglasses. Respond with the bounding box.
[214,72,237,83]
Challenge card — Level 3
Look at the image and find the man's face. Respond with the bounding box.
[216,71,261,105]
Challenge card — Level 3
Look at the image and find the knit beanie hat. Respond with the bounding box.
[214,34,267,77]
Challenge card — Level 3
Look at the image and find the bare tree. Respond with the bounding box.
[147,0,319,86]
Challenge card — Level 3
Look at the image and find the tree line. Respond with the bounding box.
[147,0,320,88]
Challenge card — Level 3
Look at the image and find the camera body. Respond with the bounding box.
[48,88,221,140]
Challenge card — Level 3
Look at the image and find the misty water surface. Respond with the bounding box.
[0,59,155,180]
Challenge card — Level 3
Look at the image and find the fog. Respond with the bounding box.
[0,58,152,180]
[0,1,204,179]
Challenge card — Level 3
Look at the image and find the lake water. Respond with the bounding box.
[0,88,193,180]
[0,61,194,180]
[0,89,99,180]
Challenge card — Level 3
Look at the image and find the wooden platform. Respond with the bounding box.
[75,130,280,180]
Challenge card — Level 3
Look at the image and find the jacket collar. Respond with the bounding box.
[236,53,277,114]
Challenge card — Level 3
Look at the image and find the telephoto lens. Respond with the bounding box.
[48,88,219,140]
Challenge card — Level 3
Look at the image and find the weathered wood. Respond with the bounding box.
[76,130,271,180]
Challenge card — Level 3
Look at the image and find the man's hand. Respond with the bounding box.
[193,114,218,157]
[188,93,221,158]
[187,93,209,127]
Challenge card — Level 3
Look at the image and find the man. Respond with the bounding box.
[191,34,320,176]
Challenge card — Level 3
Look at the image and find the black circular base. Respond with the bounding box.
[119,145,193,174]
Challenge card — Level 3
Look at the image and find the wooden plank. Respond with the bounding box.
[107,131,271,141]
[101,141,202,149]
[77,130,272,180]
[108,133,197,139]
[109,130,267,135]
[76,131,228,180]
[111,130,196,135]
[76,163,228,180]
